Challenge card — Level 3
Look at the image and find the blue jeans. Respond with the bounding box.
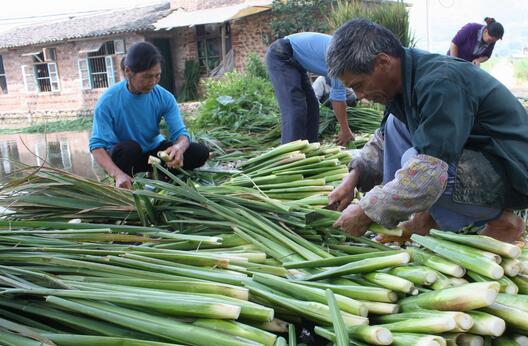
[265,38,320,144]
[383,114,501,231]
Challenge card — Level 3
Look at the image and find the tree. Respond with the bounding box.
[270,0,332,38]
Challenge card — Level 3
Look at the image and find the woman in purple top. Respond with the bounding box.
[448,17,504,67]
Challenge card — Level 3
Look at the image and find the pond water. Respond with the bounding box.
[0,130,105,180]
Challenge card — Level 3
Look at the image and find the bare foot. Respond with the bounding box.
[399,211,438,236]
[375,211,438,243]
[480,210,525,243]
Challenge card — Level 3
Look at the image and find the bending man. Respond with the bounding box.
[327,19,528,243]
[266,32,355,145]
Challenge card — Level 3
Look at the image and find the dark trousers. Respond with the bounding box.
[265,38,320,144]
[111,140,209,176]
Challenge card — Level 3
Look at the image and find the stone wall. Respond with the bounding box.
[231,11,272,71]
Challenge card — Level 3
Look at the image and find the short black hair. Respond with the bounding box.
[124,41,164,73]
[327,18,403,78]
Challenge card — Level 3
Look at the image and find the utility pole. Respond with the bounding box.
[425,0,431,51]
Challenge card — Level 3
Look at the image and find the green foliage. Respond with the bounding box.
[189,54,282,153]
[178,59,201,102]
[245,52,269,80]
[319,104,382,136]
[328,0,415,47]
[482,57,528,82]
[270,0,331,38]
[0,117,93,135]
[191,71,278,131]
[370,0,415,48]
[480,57,499,73]
[327,0,365,32]
[513,58,528,81]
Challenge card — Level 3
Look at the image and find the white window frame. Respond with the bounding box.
[78,40,121,90]
[59,138,72,170]
[47,62,60,92]
[0,55,7,94]
[21,65,38,92]
[0,141,12,174]
[105,55,115,86]
[43,47,57,62]
[34,143,42,166]
[21,49,60,93]
[77,58,92,90]
[113,39,125,54]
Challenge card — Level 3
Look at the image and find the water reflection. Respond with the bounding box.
[0,131,105,179]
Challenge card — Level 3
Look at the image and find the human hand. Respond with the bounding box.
[115,172,133,189]
[333,204,372,236]
[328,170,359,211]
[335,128,355,146]
[359,98,370,106]
[164,144,186,169]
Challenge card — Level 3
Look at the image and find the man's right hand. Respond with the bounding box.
[328,169,360,211]
[336,128,355,146]
[114,172,134,189]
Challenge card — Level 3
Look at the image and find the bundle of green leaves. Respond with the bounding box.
[189,55,281,153]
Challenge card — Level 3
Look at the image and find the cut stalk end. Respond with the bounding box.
[457,334,484,346]
[455,313,474,331]
[488,319,507,337]
[484,289,499,306]
[417,338,440,346]
[376,329,393,345]
[514,335,528,346]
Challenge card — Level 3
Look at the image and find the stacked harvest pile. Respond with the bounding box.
[1,220,527,345]
[1,144,527,345]
[224,140,351,202]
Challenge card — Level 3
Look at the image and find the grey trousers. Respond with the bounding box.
[383,114,502,231]
[265,38,320,144]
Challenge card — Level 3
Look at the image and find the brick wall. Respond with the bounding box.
[231,11,272,71]
[166,27,198,94]
[0,33,144,126]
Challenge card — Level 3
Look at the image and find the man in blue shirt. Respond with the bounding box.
[265,32,355,145]
[89,42,209,189]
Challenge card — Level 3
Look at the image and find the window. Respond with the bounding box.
[196,24,231,74]
[0,55,7,94]
[0,140,19,175]
[78,40,124,90]
[21,49,60,93]
[47,139,72,171]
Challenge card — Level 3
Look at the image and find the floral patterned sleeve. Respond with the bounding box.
[349,129,384,192]
[359,154,448,228]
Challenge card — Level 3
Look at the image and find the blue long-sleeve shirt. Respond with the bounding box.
[89,80,190,153]
[286,32,347,102]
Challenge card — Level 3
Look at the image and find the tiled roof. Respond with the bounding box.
[0,2,170,49]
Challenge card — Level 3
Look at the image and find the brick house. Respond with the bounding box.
[0,0,272,127]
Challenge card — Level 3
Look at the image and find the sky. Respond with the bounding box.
[0,0,527,57]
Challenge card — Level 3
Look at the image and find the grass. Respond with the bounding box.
[513,58,528,81]
[482,57,528,83]
[0,117,93,135]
